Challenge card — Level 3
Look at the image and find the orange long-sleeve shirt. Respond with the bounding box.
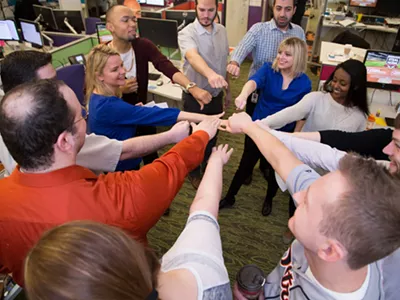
[0,131,209,286]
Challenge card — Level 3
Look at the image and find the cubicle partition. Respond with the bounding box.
[50,36,97,68]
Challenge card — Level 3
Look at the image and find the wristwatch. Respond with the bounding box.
[185,82,197,92]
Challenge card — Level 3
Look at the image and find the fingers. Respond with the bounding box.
[190,122,196,131]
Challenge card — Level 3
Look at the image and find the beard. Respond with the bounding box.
[196,9,217,27]
[274,16,290,29]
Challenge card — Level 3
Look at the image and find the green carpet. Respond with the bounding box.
[148,60,319,283]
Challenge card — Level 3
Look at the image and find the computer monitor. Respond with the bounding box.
[141,11,162,19]
[0,20,20,41]
[146,0,165,6]
[33,5,58,30]
[165,10,196,29]
[96,22,113,44]
[53,9,85,34]
[364,50,400,91]
[138,18,178,49]
[375,0,400,17]
[349,0,378,7]
[20,19,43,47]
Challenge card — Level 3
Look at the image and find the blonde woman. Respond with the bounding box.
[220,37,311,217]
[25,144,234,300]
[86,44,223,172]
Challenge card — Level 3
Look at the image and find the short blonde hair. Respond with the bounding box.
[272,37,308,78]
[85,44,122,103]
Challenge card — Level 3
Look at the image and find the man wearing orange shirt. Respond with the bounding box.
[124,0,142,18]
[0,79,220,286]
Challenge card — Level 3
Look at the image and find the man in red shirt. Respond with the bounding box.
[0,79,219,286]
[106,5,213,165]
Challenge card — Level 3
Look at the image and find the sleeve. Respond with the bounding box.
[319,129,392,160]
[260,92,316,129]
[178,26,198,58]
[249,63,271,90]
[98,99,180,127]
[101,131,209,239]
[270,130,346,172]
[286,164,320,199]
[77,134,123,173]
[382,248,400,299]
[230,23,261,65]
[161,211,230,296]
[144,38,180,80]
[0,134,15,176]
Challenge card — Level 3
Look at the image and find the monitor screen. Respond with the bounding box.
[33,5,58,30]
[349,0,378,7]
[96,23,113,44]
[364,50,400,91]
[53,9,85,34]
[20,19,43,46]
[0,20,19,41]
[146,0,164,6]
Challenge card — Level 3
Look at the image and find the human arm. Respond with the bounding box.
[228,112,302,182]
[291,131,322,142]
[171,72,212,109]
[178,29,228,89]
[103,119,220,241]
[227,23,260,77]
[177,111,224,123]
[120,121,190,161]
[319,128,392,160]
[0,134,16,176]
[225,74,232,108]
[120,77,138,94]
[259,93,315,129]
[189,144,233,218]
[235,63,271,110]
[235,80,257,110]
[266,128,345,172]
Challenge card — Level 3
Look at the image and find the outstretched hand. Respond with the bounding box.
[209,144,233,165]
[191,118,221,141]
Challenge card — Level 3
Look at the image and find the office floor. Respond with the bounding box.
[148,60,319,283]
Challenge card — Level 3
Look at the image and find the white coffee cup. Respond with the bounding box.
[344,44,352,56]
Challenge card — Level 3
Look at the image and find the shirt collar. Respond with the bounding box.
[194,18,218,35]
[10,165,97,187]
[270,18,294,32]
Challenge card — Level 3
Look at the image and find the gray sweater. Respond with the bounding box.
[260,91,367,132]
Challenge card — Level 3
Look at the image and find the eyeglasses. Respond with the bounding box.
[74,106,89,124]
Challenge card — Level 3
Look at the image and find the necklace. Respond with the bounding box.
[110,41,135,73]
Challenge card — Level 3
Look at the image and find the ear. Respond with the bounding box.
[317,239,347,263]
[106,22,113,32]
[292,6,297,16]
[55,131,75,154]
[96,71,104,83]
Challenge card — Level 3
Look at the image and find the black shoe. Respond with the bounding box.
[163,208,170,216]
[219,196,236,209]
[243,174,253,185]
[262,199,272,216]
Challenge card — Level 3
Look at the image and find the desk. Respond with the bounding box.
[320,41,367,65]
[147,60,184,109]
[312,17,398,59]
[322,20,398,34]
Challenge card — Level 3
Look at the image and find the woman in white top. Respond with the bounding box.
[24,141,234,300]
[260,59,369,133]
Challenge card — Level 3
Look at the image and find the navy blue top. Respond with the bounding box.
[89,93,180,171]
[250,62,312,132]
